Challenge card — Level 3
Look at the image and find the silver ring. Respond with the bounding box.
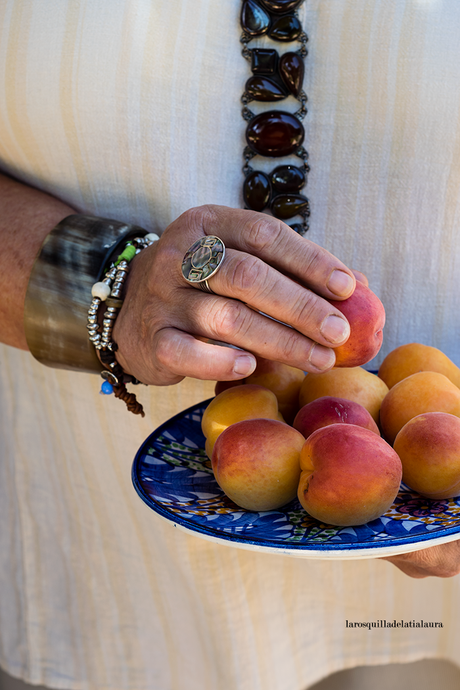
[197,280,215,294]
[181,236,225,291]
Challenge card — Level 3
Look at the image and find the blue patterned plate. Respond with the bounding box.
[132,399,460,559]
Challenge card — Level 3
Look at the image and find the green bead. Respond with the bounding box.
[115,243,137,265]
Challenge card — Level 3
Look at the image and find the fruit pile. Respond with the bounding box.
[203,335,460,527]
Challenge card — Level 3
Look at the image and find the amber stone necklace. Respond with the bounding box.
[240,0,309,234]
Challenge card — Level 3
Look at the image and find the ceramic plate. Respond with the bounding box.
[132,399,460,559]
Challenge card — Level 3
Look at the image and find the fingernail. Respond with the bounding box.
[233,355,257,377]
[327,270,355,297]
[309,345,336,371]
[320,314,350,344]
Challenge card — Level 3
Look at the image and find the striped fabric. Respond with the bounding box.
[0,1,460,689]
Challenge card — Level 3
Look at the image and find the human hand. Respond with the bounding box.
[112,205,357,386]
[382,541,460,578]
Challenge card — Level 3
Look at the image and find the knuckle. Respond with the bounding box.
[303,243,330,276]
[210,300,249,340]
[154,330,182,368]
[277,328,306,363]
[291,291,319,330]
[181,204,219,231]
[244,217,284,254]
[227,254,268,295]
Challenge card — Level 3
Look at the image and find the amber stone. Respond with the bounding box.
[246,111,304,157]
[251,48,278,75]
[241,0,270,36]
[271,194,309,219]
[260,0,304,13]
[269,14,302,41]
[280,52,304,96]
[271,165,305,193]
[246,76,287,101]
[243,171,271,211]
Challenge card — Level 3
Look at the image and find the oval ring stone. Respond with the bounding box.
[191,245,212,269]
[182,236,226,284]
[246,111,304,157]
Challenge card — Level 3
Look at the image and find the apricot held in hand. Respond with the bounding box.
[293,396,380,439]
[297,424,402,526]
[212,418,305,511]
[328,281,385,368]
[394,412,460,500]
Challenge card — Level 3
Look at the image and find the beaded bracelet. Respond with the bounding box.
[87,232,159,416]
[24,215,149,373]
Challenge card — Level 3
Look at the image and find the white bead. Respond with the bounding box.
[145,232,160,243]
[91,281,111,300]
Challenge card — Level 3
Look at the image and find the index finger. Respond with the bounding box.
[193,205,356,301]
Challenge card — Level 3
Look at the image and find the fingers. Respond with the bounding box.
[190,205,356,300]
[207,249,351,349]
[352,269,369,286]
[381,540,460,578]
[143,329,257,385]
[114,206,361,386]
[177,288,337,373]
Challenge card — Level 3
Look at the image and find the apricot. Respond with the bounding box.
[394,412,460,500]
[293,396,380,438]
[298,367,389,424]
[378,342,460,389]
[244,359,305,423]
[215,359,305,424]
[212,418,305,511]
[201,384,280,457]
[297,424,402,526]
[328,282,385,367]
[380,371,460,445]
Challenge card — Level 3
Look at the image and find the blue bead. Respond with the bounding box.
[100,381,114,395]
